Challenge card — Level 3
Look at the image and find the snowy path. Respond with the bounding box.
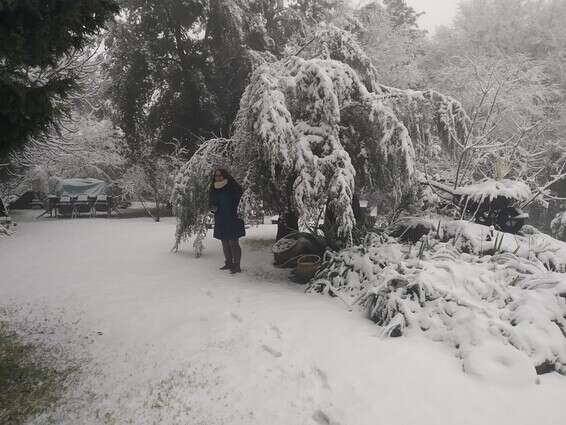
[1,217,566,425]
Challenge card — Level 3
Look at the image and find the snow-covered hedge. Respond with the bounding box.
[309,220,566,377]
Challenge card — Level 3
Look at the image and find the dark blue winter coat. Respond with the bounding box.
[210,182,245,240]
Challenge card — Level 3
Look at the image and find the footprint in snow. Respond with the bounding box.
[270,324,282,340]
[313,367,330,390]
[312,410,341,425]
[230,312,243,323]
[261,344,282,358]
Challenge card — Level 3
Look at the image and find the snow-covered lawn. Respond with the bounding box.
[1,215,566,425]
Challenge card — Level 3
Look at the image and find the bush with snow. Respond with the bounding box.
[309,220,566,378]
[551,211,566,242]
[453,178,532,204]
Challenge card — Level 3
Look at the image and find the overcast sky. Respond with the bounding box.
[404,0,461,33]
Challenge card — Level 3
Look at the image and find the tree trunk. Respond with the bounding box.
[352,194,362,222]
[276,210,298,241]
[138,195,156,221]
[154,189,161,222]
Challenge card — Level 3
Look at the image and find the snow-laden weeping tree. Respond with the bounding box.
[172,24,472,253]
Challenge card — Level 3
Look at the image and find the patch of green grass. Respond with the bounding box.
[0,322,69,425]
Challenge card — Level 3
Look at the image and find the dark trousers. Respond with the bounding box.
[221,239,242,266]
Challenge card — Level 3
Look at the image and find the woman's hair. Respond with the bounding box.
[208,168,242,205]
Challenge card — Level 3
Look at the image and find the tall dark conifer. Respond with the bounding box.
[0,0,119,159]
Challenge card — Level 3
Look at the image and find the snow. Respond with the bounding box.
[454,178,533,203]
[393,215,566,271]
[462,341,538,386]
[2,215,566,424]
[444,219,566,271]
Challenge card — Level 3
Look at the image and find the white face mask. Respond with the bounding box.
[214,179,228,189]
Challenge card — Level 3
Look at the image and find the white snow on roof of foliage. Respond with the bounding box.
[454,178,532,203]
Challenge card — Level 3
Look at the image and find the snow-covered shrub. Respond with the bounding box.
[551,211,566,242]
[442,220,566,272]
[386,216,566,271]
[308,219,566,376]
[454,178,532,205]
[309,233,405,296]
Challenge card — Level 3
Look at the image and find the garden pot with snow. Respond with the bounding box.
[272,232,325,268]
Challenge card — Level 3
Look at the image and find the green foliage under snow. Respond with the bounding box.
[309,220,566,376]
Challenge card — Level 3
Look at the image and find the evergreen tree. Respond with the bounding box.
[353,1,426,88]
[0,0,119,159]
[105,0,334,154]
[383,0,423,30]
[105,0,217,155]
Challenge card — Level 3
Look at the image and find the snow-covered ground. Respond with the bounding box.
[1,214,566,425]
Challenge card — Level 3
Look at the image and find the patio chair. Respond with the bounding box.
[93,195,110,217]
[88,196,97,217]
[57,196,73,218]
[72,194,91,218]
[30,195,44,209]
[47,196,59,217]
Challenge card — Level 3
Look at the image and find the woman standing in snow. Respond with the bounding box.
[209,169,245,273]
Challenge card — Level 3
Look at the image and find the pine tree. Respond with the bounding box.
[383,0,423,30]
[0,0,119,159]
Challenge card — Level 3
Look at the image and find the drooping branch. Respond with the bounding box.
[378,86,472,162]
[171,138,235,250]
